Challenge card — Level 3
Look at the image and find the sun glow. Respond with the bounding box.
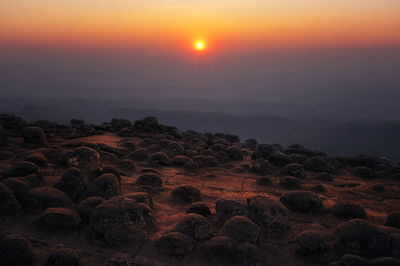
[194,40,205,51]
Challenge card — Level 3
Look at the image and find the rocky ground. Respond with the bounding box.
[1,113,400,266]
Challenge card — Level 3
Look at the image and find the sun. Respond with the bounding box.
[194,40,205,51]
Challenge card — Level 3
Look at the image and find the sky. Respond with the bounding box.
[1,0,400,102]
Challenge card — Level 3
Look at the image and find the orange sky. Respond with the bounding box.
[1,0,400,52]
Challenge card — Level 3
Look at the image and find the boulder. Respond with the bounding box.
[2,161,40,178]
[25,187,73,213]
[334,219,392,259]
[125,192,154,209]
[296,230,329,256]
[0,234,35,266]
[148,152,170,166]
[43,248,80,266]
[77,196,104,226]
[281,163,305,178]
[303,156,337,173]
[219,216,260,244]
[170,213,212,241]
[280,191,323,213]
[215,198,247,225]
[247,195,291,233]
[386,212,400,229]
[268,151,291,166]
[172,185,202,202]
[279,176,301,189]
[0,129,8,146]
[54,168,87,202]
[2,178,29,206]
[353,167,377,179]
[120,159,136,177]
[135,173,163,187]
[155,232,195,257]
[193,155,218,167]
[131,148,149,161]
[72,147,100,175]
[339,254,369,266]
[329,202,367,220]
[22,126,47,148]
[251,159,272,174]
[370,257,400,266]
[87,197,154,247]
[0,182,21,217]
[87,173,121,199]
[186,202,211,217]
[197,236,238,263]
[33,207,81,230]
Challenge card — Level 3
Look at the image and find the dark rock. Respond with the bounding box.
[303,156,337,173]
[72,147,100,175]
[43,248,80,266]
[227,147,243,161]
[329,202,367,220]
[373,184,386,192]
[90,166,121,184]
[0,114,26,133]
[288,153,308,164]
[316,172,334,181]
[170,213,212,241]
[117,140,136,151]
[214,133,240,143]
[134,116,160,133]
[111,118,132,131]
[135,173,162,187]
[2,178,29,206]
[131,148,149,161]
[171,155,192,165]
[236,242,261,265]
[279,176,301,189]
[334,219,392,259]
[77,196,104,226]
[120,159,135,177]
[197,236,238,263]
[339,254,369,266]
[25,187,73,213]
[0,129,8,146]
[251,159,272,174]
[387,212,400,229]
[192,155,218,167]
[0,150,14,161]
[87,173,121,199]
[0,234,35,266]
[370,257,400,266]
[32,120,57,135]
[33,207,81,230]
[285,144,317,157]
[87,197,154,247]
[280,191,323,213]
[21,173,44,187]
[125,192,154,208]
[310,184,327,193]
[0,182,21,217]
[99,151,120,165]
[155,232,195,257]
[348,154,381,169]
[296,230,329,256]
[281,163,305,178]
[268,151,291,166]
[251,144,276,159]
[353,167,377,179]
[54,168,87,202]
[186,202,211,217]
[216,198,247,225]
[24,152,48,168]
[219,216,260,244]
[172,185,202,202]
[247,195,291,233]
[2,161,39,178]
[257,176,273,186]
[244,138,258,150]
[22,126,47,148]
[148,152,170,166]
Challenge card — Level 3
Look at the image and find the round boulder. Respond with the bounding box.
[87,173,121,199]
[135,173,163,187]
[219,216,260,244]
[386,211,400,229]
[353,166,377,179]
[186,202,211,217]
[280,191,323,213]
[281,163,305,178]
[170,213,212,241]
[24,187,73,214]
[339,254,369,266]
[155,232,195,257]
[0,182,21,217]
[279,176,301,190]
[22,126,47,148]
[247,195,291,233]
[328,202,367,220]
[251,159,271,174]
[148,152,170,166]
[334,219,392,259]
[0,234,35,266]
[172,185,202,202]
[296,230,329,256]
[54,168,87,202]
[215,198,247,225]
[73,147,100,175]
[43,248,80,266]
[33,208,81,231]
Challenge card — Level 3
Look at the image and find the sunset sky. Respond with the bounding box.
[1,0,399,101]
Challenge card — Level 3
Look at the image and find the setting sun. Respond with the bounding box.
[194,41,205,51]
